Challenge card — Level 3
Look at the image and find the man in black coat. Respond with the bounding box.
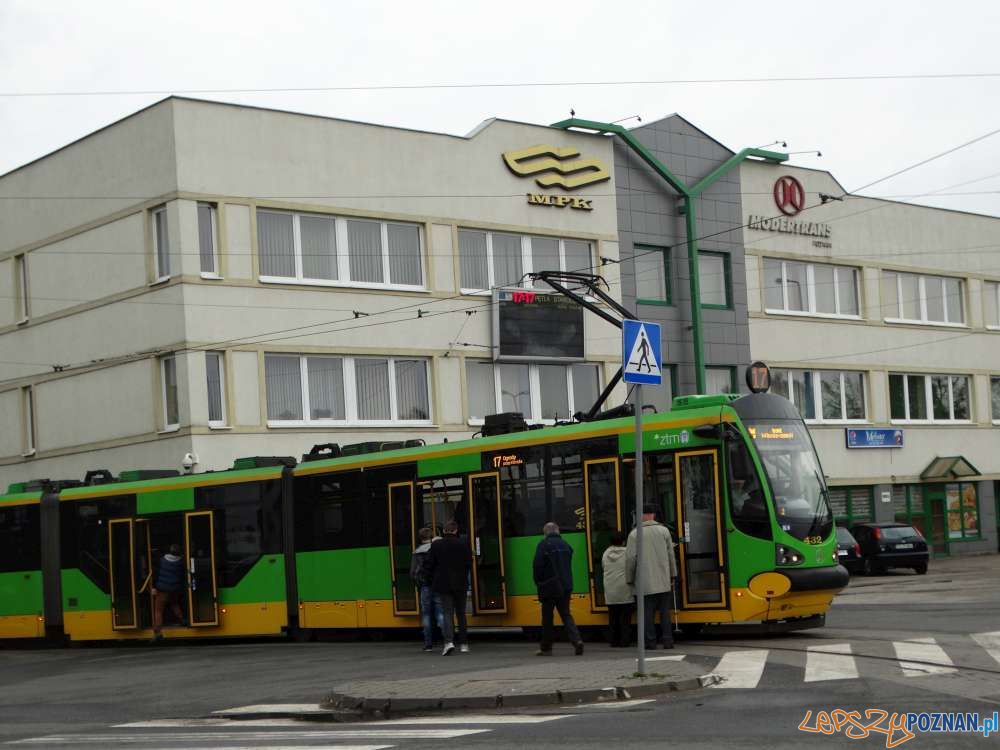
[426,519,472,655]
[532,522,583,656]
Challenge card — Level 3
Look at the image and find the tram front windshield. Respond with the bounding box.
[745,419,832,541]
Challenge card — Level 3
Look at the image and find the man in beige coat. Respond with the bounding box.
[626,503,679,649]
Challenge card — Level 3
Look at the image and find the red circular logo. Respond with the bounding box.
[773,176,806,216]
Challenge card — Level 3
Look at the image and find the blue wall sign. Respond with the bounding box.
[845,428,904,449]
[622,320,662,386]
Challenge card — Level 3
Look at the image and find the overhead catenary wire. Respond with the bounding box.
[3,127,1000,384]
[3,71,1000,98]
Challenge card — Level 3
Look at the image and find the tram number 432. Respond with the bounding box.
[802,535,824,545]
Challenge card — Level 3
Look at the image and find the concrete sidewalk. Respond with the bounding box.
[320,654,719,716]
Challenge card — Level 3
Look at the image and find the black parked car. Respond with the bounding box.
[849,522,929,575]
[835,526,864,574]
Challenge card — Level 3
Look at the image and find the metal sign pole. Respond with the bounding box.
[633,383,645,675]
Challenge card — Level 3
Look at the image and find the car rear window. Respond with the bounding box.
[881,526,921,540]
[835,527,855,544]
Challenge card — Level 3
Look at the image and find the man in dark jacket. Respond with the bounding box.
[532,522,583,656]
[425,520,472,655]
[152,544,186,640]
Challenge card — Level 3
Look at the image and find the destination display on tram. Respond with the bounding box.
[492,288,585,362]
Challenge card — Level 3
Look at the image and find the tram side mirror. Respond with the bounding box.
[693,424,720,440]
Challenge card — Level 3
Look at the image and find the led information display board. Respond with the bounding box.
[492,288,585,362]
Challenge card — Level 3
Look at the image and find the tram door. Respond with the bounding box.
[468,472,507,613]
[674,450,726,608]
[184,511,219,626]
[583,459,622,610]
[387,481,420,615]
[109,519,138,630]
[134,519,154,629]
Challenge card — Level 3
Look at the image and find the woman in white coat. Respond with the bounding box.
[601,531,634,647]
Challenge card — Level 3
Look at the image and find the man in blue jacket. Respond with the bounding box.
[152,544,187,640]
[532,522,583,656]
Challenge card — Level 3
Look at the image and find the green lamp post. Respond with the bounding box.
[550,118,787,394]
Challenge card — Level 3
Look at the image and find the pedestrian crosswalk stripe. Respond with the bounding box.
[577,699,656,709]
[117,714,571,728]
[85,746,391,750]
[971,631,1000,667]
[646,655,686,662]
[804,643,859,682]
[212,703,329,716]
[892,638,957,676]
[9,729,490,744]
[708,649,768,689]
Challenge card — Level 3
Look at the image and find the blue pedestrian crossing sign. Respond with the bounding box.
[622,319,662,385]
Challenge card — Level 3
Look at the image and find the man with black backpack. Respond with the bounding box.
[532,522,583,656]
[410,526,443,652]
[426,520,472,656]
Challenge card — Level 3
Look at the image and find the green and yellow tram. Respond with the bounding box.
[0,390,848,643]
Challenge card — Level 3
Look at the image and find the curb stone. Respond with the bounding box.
[320,671,721,717]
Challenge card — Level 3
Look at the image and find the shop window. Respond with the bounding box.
[698,251,730,308]
[257,209,423,289]
[764,258,860,317]
[265,354,430,426]
[197,203,220,277]
[633,245,671,305]
[458,230,592,293]
[945,483,980,540]
[889,373,970,422]
[881,271,964,325]
[466,359,601,423]
[705,366,735,395]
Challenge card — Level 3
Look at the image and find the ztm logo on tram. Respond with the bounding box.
[773,176,806,216]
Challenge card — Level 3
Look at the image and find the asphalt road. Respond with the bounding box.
[2,554,998,749]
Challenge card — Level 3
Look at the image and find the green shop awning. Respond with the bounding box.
[919,456,981,481]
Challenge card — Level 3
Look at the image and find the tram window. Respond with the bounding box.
[418,477,466,536]
[0,504,41,572]
[198,480,282,588]
[60,495,135,594]
[497,446,547,537]
[293,472,366,551]
[727,436,772,540]
[622,453,676,531]
[550,444,584,533]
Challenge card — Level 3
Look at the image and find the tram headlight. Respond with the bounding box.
[775,544,804,566]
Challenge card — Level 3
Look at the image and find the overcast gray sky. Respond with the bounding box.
[2,0,999,216]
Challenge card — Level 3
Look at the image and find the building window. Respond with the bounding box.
[985,281,1000,329]
[458,230,592,293]
[21,386,35,455]
[763,258,860,317]
[160,356,179,430]
[465,360,600,423]
[633,245,670,305]
[698,251,730,308]
[264,354,431,425]
[256,210,424,289]
[152,206,170,281]
[770,368,866,422]
[881,271,964,325]
[198,203,220,277]
[206,352,226,426]
[992,376,1000,422]
[889,373,970,422]
[14,254,29,323]
[705,366,735,394]
[829,486,874,526]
